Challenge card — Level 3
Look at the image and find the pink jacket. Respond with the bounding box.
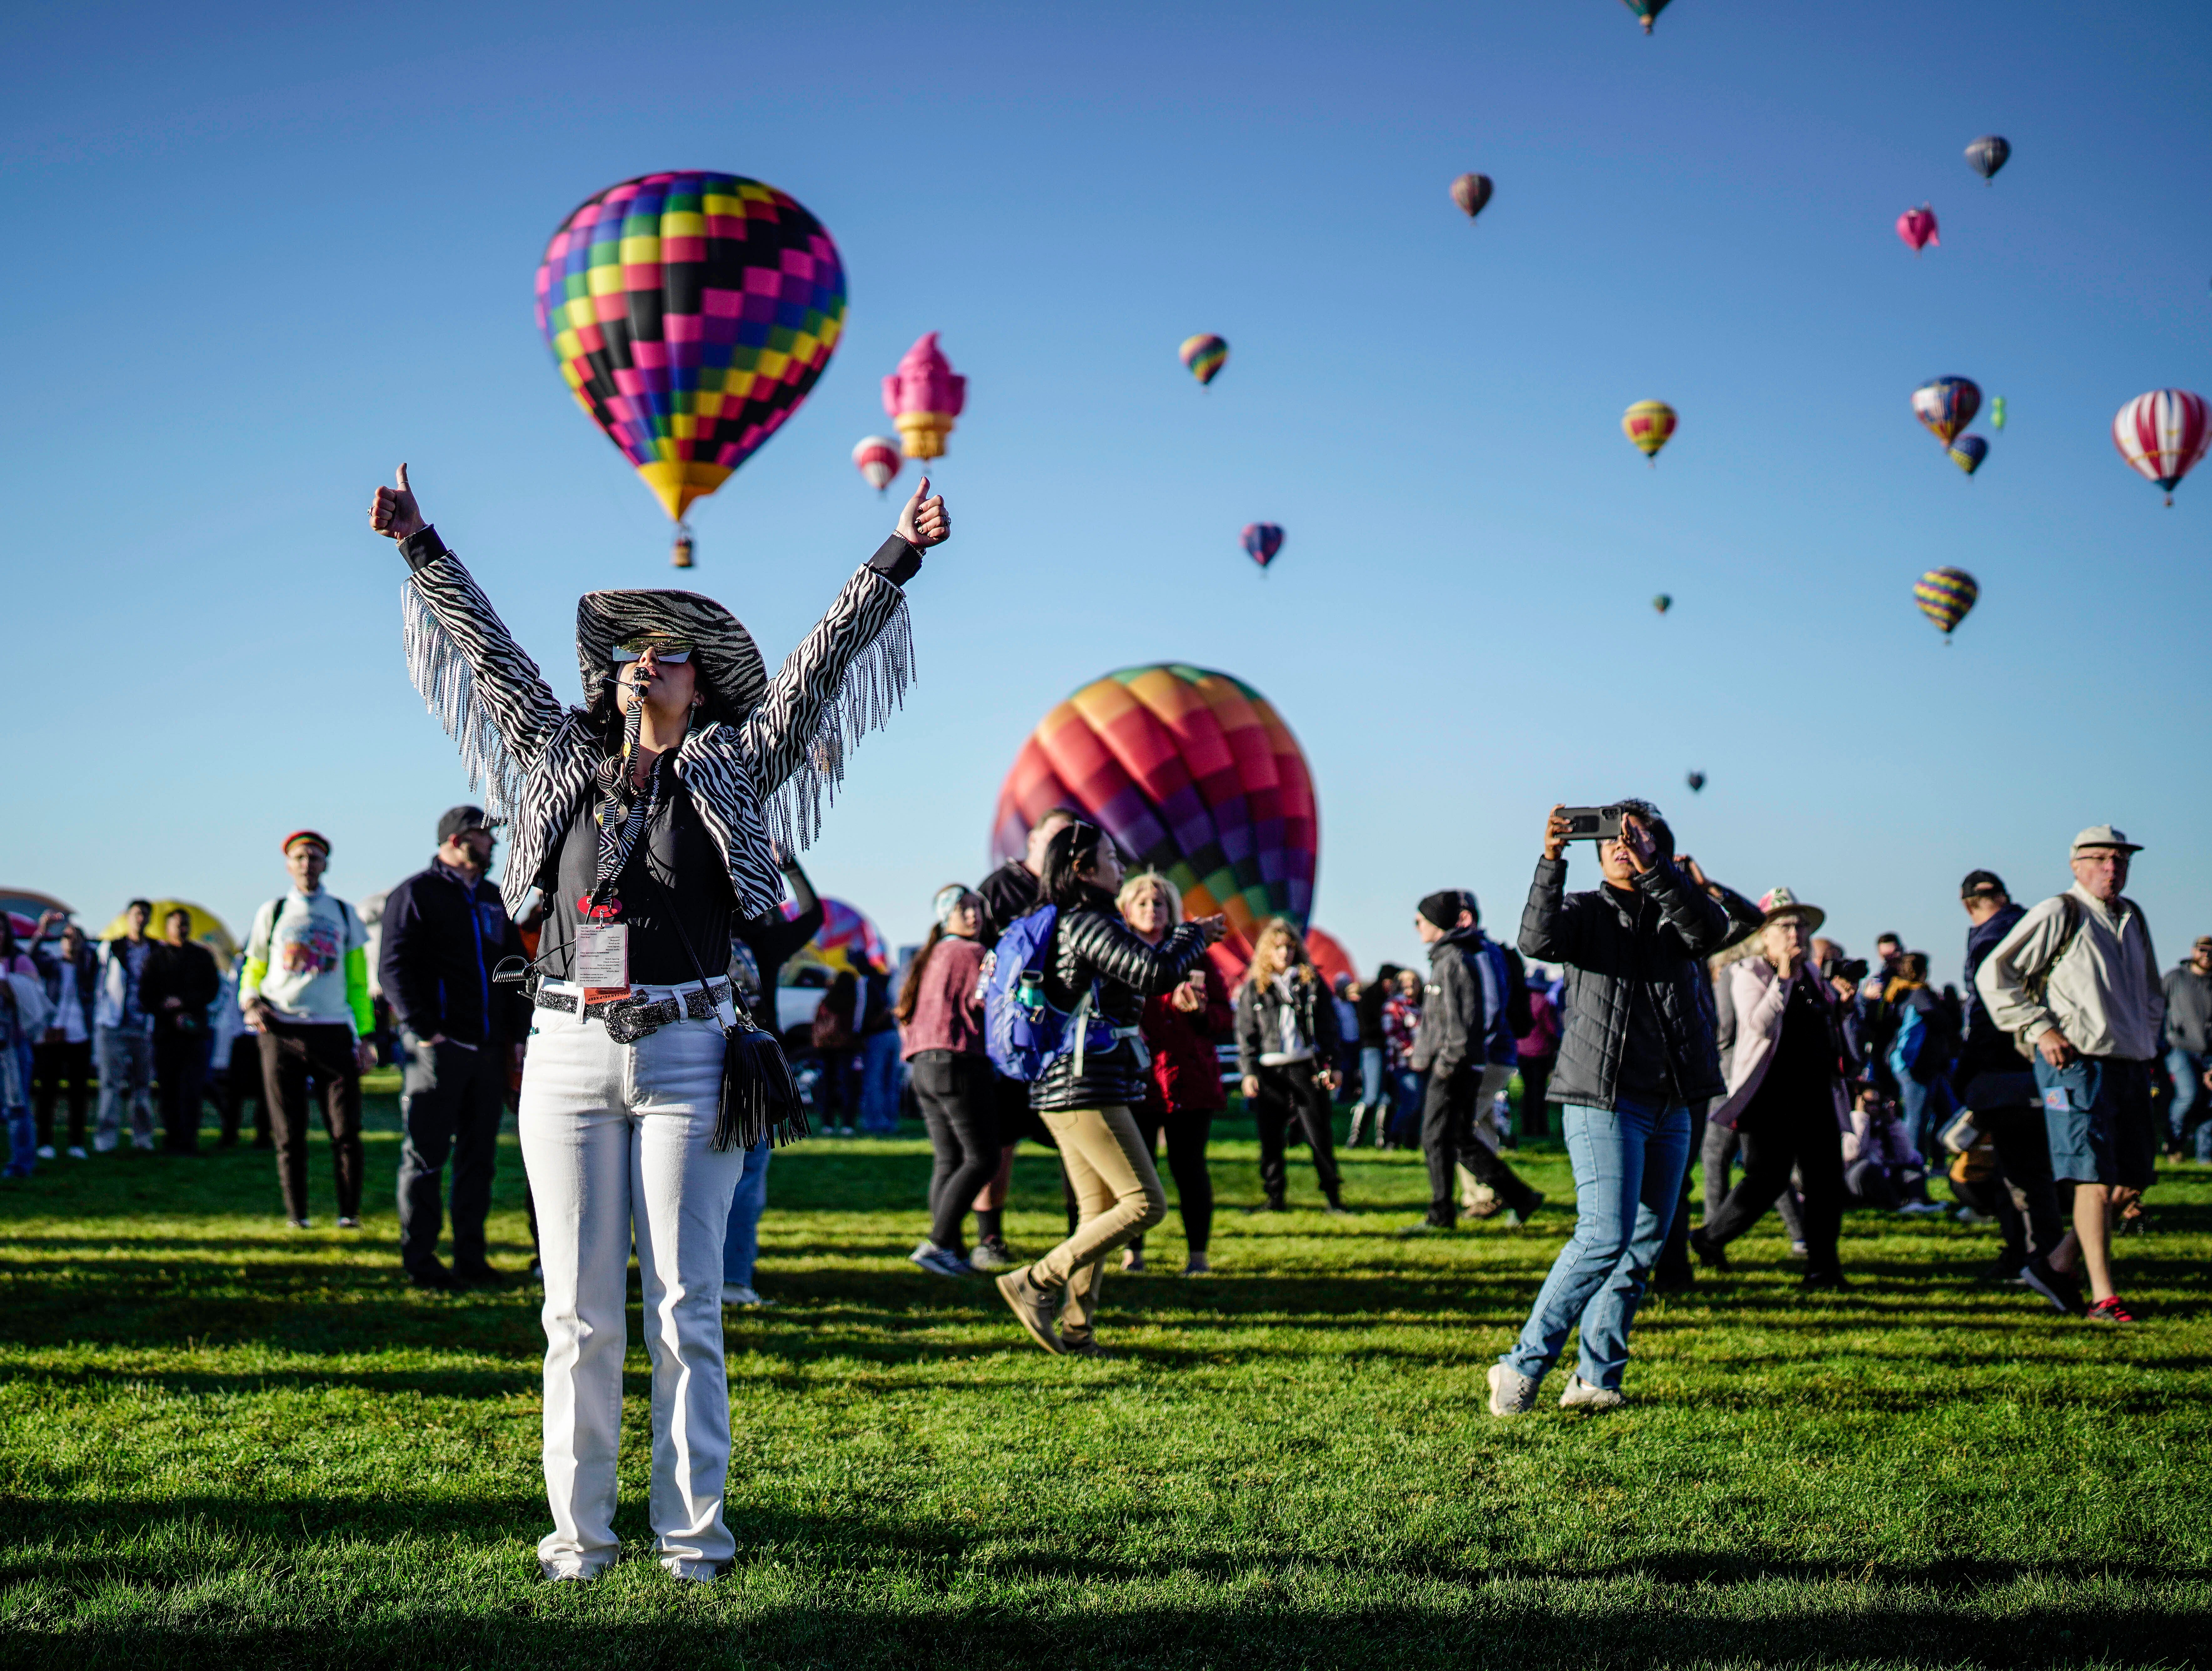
[1711,956,1850,1131]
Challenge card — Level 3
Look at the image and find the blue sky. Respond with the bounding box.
[2,0,2206,981]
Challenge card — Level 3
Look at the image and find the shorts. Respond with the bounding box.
[2033,1054,2156,1190]
[993,1070,1057,1149]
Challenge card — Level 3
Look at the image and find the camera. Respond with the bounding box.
[1821,955,1869,985]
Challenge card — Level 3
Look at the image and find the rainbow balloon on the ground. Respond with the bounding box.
[992,665,1318,967]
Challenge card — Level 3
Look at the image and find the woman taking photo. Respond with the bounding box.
[1692,887,1852,1287]
[370,462,947,1583]
[994,823,1224,1356]
[897,884,994,1277]
[1118,871,1233,1275]
[1234,919,1349,1214]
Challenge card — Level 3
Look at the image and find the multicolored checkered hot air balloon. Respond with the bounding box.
[1914,567,1979,638]
[1179,334,1228,386]
[535,173,847,567]
[2113,389,2210,507]
[1912,376,1981,447]
[1949,435,1988,477]
[781,895,889,977]
[991,664,1319,970]
[1622,400,1676,463]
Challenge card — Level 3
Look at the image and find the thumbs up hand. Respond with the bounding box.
[896,477,949,548]
[370,463,426,542]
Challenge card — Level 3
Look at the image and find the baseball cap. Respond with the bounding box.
[436,805,502,843]
[281,829,330,856]
[2071,825,2143,856]
[1960,869,2008,899]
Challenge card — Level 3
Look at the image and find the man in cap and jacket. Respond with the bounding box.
[1977,826,2163,1325]
[380,805,528,1290]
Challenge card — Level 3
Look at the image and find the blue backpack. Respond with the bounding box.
[980,906,1120,1082]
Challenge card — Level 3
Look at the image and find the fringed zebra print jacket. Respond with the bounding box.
[391,528,920,925]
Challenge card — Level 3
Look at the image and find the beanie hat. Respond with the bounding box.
[1418,890,1468,931]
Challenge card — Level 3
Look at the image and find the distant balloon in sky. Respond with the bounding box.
[1652,594,1672,615]
[1242,523,1284,572]
[1896,204,1939,254]
[851,435,902,495]
[1990,396,2007,431]
[1621,0,1670,33]
[882,331,965,460]
[1949,435,1988,477]
[1180,333,1228,386]
[1912,376,1981,446]
[1685,770,1706,793]
[2112,389,2211,506]
[1965,135,2011,183]
[1450,173,1494,221]
[1915,567,1979,637]
[1622,400,1677,463]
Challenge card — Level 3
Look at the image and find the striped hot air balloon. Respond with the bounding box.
[2112,389,2210,506]
[1449,173,1493,221]
[990,664,1318,969]
[1179,334,1228,386]
[1965,135,2011,183]
[1949,435,1988,477]
[1914,567,1979,638]
[1622,400,1676,463]
[1912,376,1981,447]
[851,435,902,495]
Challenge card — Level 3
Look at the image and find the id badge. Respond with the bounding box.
[2042,1085,2071,1113]
[575,922,630,1002]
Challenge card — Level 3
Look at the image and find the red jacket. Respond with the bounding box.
[1140,962,1233,1112]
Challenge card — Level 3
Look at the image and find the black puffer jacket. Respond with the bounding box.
[1031,886,1211,1113]
[1519,856,1732,1111]
[1233,967,1342,1078]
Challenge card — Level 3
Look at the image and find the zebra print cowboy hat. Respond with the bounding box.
[574,590,766,728]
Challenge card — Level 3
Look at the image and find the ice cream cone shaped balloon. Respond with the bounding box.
[882,331,966,460]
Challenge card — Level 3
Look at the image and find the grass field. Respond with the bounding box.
[0,1083,2207,1669]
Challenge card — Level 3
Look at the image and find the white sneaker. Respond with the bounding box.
[131,1135,155,1152]
[1897,1200,1946,1217]
[35,1145,55,1160]
[65,1147,86,1160]
[1487,1362,1538,1416]
[723,1284,776,1308]
[1559,1375,1626,1412]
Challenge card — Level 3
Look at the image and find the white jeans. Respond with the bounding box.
[519,984,742,1579]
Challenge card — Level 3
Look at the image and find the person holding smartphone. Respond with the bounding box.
[1489,800,1731,1416]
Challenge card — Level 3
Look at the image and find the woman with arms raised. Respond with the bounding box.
[369,463,947,1583]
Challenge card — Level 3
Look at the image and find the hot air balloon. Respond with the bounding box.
[535,173,847,568]
[1949,435,1988,477]
[780,895,889,977]
[882,331,966,460]
[1623,400,1677,463]
[1652,594,1672,615]
[1896,204,1939,254]
[1450,173,1494,221]
[1621,0,1670,33]
[991,664,1319,971]
[1242,523,1284,572]
[1991,396,2007,431]
[1685,771,1706,793]
[1965,135,2010,183]
[1912,376,1981,446]
[1305,928,1357,992]
[1180,334,1228,386]
[851,436,902,495]
[1914,567,1979,638]
[2112,389,2211,506]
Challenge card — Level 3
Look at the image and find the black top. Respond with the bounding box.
[541,763,738,987]
[977,858,1039,948]
[142,941,220,1034]
[1030,884,1211,1113]
[380,858,527,1046]
[1744,975,1832,1130]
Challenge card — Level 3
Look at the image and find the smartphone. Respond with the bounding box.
[1557,805,1624,842]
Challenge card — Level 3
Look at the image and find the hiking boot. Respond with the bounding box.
[2019,1256,2085,1316]
[1504,1193,1546,1227]
[1559,1376,1625,1412]
[967,1238,1015,1272]
[2085,1295,2139,1324]
[1060,1333,1116,1359]
[1689,1228,1729,1270]
[995,1267,1065,1354]
[1486,1362,1538,1416]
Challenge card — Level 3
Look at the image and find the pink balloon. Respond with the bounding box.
[1896,204,1939,254]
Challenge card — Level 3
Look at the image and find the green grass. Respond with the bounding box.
[1,1089,2207,1669]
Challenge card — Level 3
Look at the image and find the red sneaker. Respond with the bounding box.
[2085,1296,2139,1324]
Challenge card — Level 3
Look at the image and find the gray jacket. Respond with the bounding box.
[2164,964,2212,1055]
[1977,885,2162,1062]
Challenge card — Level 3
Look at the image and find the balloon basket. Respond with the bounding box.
[672,525,696,569]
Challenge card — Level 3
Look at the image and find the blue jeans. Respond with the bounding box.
[721,1137,772,1289]
[1359,1046,1385,1110]
[1895,1073,1949,1163]
[1388,1069,1426,1145]
[1502,1099,1690,1392]
[859,1031,903,1133]
[2167,1048,2211,1160]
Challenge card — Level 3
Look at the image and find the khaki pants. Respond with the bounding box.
[1030,1104,1166,1339]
